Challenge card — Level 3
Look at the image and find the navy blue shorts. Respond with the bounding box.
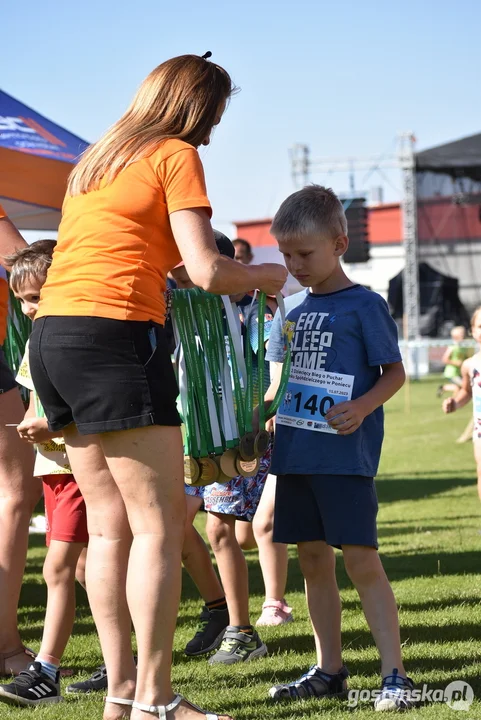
[273,473,378,549]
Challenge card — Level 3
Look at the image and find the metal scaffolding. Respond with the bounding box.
[398,133,420,343]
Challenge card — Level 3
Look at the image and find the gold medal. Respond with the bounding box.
[239,432,256,461]
[235,455,260,478]
[213,456,233,484]
[197,457,220,486]
[219,448,239,477]
[254,430,270,457]
[184,456,201,486]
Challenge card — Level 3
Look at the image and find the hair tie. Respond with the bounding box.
[201,51,212,60]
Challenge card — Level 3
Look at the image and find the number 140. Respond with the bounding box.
[294,392,335,417]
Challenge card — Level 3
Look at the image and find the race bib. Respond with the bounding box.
[276,367,354,434]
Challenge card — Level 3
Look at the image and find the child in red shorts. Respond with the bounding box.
[0,241,88,707]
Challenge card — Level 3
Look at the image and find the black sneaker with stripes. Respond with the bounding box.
[0,662,62,706]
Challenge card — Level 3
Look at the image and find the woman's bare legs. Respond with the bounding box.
[75,546,87,589]
[99,426,231,720]
[0,387,39,675]
[63,427,135,720]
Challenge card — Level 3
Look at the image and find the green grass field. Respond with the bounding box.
[4,376,481,719]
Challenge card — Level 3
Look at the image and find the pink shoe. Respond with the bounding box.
[256,598,293,626]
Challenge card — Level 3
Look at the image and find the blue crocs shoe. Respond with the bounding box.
[374,668,415,711]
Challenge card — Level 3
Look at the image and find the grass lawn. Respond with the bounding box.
[4,376,481,719]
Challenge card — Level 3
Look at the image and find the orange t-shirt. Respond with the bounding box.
[37,139,212,325]
[0,204,10,345]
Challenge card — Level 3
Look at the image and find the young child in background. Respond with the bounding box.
[443,306,481,502]
[0,241,88,707]
[437,325,471,397]
[262,185,413,712]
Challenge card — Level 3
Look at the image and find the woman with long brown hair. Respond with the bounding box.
[24,54,286,720]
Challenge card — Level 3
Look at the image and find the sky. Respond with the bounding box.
[3,0,480,237]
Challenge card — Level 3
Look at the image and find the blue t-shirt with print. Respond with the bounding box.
[266,285,402,477]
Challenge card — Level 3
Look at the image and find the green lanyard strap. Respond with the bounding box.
[266,294,292,419]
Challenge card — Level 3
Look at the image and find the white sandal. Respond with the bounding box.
[106,697,134,706]
[133,693,228,720]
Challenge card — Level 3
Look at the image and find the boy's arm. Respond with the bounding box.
[442,346,463,368]
[23,391,36,419]
[254,361,283,433]
[325,361,405,436]
[265,360,283,402]
[443,360,472,413]
[442,346,453,365]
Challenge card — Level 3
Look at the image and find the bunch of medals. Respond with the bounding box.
[171,289,290,487]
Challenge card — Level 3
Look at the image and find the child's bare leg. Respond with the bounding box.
[207,513,249,626]
[298,541,342,672]
[342,545,405,678]
[75,547,87,589]
[235,521,257,551]
[182,496,224,602]
[39,541,87,661]
[253,475,289,601]
[473,443,481,502]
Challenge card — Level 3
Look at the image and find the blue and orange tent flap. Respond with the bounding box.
[0,90,89,230]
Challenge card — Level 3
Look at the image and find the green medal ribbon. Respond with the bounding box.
[221,297,246,439]
[173,305,199,457]
[190,289,224,455]
[204,295,239,449]
[172,288,291,460]
[256,292,267,431]
[266,293,292,419]
[174,291,212,456]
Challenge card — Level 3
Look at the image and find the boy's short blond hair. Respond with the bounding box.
[271,185,347,241]
[6,240,56,293]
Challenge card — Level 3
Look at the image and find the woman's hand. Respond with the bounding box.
[254,264,288,296]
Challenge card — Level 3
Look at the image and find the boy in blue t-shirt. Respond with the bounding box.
[263,186,413,712]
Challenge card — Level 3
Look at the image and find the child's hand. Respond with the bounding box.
[17,417,53,444]
[252,403,275,434]
[325,399,368,435]
[443,397,457,414]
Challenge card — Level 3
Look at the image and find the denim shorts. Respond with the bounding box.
[274,473,378,549]
[29,316,181,435]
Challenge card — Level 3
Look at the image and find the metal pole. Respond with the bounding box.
[399,132,420,379]
[289,144,310,188]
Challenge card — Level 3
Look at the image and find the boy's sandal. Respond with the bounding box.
[0,646,35,677]
[133,694,232,720]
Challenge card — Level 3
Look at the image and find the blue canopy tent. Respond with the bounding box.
[0,90,89,230]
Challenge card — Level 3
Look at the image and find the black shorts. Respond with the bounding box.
[274,473,378,549]
[0,348,17,394]
[29,316,181,435]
